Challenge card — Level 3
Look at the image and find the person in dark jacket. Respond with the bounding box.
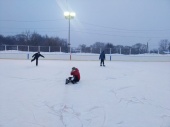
[99,51,105,66]
[66,67,80,84]
[31,52,45,66]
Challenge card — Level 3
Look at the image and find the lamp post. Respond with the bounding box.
[64,11,76,60]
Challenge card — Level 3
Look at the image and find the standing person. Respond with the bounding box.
[66,67,80,84]
[31,51,45,66]
[99,50,105,66]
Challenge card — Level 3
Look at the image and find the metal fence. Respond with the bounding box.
[0,45,161,54]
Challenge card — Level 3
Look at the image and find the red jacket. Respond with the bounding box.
[71,68,80,81]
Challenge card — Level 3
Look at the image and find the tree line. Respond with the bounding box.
[0,31,68,52]
[79,39,170,54]
[0,31,169,54]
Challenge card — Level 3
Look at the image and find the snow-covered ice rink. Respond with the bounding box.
[0,59,170,127]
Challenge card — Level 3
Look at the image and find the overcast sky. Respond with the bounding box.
[0,0,170,49]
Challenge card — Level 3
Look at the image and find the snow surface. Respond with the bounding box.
[0,59,170,127]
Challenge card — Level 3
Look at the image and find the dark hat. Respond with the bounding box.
[72,67,76,70]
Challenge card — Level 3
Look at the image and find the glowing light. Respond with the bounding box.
[64,12,76,19]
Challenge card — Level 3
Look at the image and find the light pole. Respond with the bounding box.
[64,11,76,60]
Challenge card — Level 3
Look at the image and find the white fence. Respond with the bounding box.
[0,45,163,54]
[0,51,170,62]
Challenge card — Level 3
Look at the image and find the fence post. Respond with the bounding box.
[70,47,71,60]
[5,45,6,51]
[130,48,131,55]
[60,47,61,52]
[27,54,29,60]
[17,45,18,51]
[38,46,40,52]
[100,48,101,54]
[120,48,121,54]
[91,48,92,53]
[49,46,50,52]
[110,48,111,61]
[28,46,29,52]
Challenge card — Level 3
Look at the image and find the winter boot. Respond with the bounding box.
[65,79,69,84]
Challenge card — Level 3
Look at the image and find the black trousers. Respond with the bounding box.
[100,59,105,66]
[68,76,79,83]
[31,58,38,66]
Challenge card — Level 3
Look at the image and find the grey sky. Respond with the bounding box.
[0,0,170,49]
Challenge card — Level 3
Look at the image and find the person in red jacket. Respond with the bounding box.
[66,67,80,84]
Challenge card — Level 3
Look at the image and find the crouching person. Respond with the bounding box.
[66,67,80,84]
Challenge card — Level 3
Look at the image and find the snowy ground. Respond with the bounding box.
[0,59,170,127]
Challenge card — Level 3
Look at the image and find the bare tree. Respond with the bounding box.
[131,43,147,54]
[159,39,169,51]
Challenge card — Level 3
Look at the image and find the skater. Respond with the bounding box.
[66,67,80,84]
[99,50,105,66]
[31,51,45,66]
